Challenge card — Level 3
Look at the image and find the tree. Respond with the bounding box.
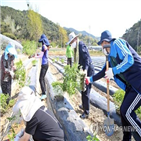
[27,9,43,42]
[58,25,68,47]
[122,19,141,50]
[1,22,12,33]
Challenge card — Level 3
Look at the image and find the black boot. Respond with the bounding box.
[80,112,89,119]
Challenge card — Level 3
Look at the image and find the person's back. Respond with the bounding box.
[12,86,65,141]
[26,106,64,141]
[78,41,92,70]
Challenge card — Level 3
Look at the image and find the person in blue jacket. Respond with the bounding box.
[37,34,50,100]
[67,32,95,119]
[86,30,141,141]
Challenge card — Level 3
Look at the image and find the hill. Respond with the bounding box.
[64,27,98,46]
[1,6,98,47]
[1,6,60,44]
[64,27,97,39]
[122,19,141,51]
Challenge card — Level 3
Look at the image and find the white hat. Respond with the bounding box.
[12,86,43,122]
[67,32,79,45]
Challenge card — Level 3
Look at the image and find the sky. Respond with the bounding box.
[1,0,141,38]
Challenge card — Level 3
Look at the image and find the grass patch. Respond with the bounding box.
[89,50,104,56]
[49,48,104,56]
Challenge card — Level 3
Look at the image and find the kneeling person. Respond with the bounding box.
[13,86,64,141]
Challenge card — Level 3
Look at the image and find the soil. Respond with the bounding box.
[3,121,25,141]
[48,62,125,141]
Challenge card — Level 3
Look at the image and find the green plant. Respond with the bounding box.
[60,58,65,64]
[0,94,9,113]
[8,99,16,107]
[22,40,37,56]
[135,107,141,119]
[15,60,26,88]
[113,89,141,119]
[52,82,63,95]
[86,134,99,141]
[3,32,17,40]
[63,63,80,96]
[32,60,37,66]
[56,57,59,62]
[52,58,56,63]
[7,126,16,141]
[113,89,125,110]
[7,116,16,122]
[52,64,80,96]
[0,94,16,114]
[50,42,56,47]
[52,81,63,88]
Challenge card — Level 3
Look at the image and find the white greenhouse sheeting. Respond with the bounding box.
[0,34,23,49]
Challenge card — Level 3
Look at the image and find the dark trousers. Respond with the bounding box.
[39,64,48,94]
[120,86,141,141]
[81,64,95,115]
[67,58,72,67]
[1,79,12,96]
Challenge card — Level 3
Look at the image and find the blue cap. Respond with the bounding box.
[98,30,115,45]
[4,42,18,60]
[38,34,50,46]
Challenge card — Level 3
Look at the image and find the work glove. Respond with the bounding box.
[105,68,114,80]
[9,71,14,78]
[85,76,93,85]
[83,70,87,76]
[79,69,87,76]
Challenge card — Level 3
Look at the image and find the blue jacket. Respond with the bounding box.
[79,41,93,76]
[92,39,141,94]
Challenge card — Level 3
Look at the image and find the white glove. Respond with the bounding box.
[83,70,87,76]
[9,71,14,78]
[105,68,114,80]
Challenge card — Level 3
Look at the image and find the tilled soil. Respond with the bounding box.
[49,63,124,141]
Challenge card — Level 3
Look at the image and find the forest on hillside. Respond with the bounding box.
[122,19,141,52]
[1,6,98,47]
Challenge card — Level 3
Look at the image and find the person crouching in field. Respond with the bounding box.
[1,42,17,103]
[12,86,65,141]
